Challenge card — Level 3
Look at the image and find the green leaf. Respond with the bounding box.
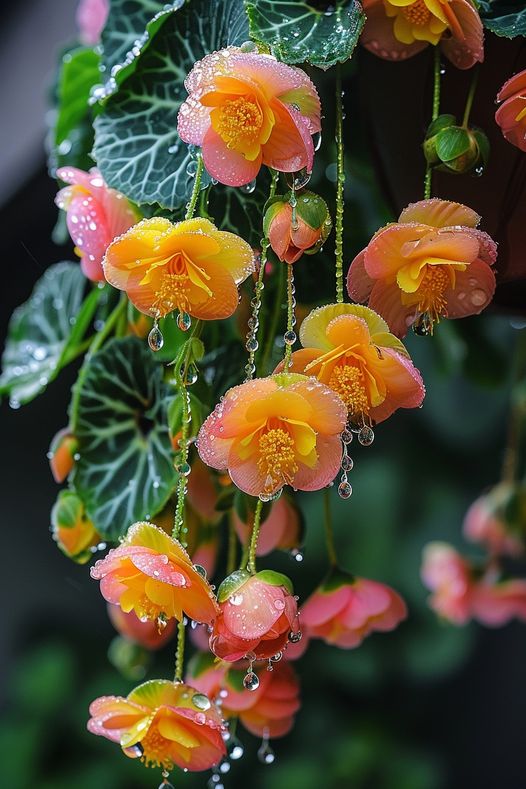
[0,263,87,406]
[71,336,177,539]
[245,0,365,69]
[478,1,526,37]
[55,48,100,147]
[208,171,270,247]
[93,0,249,209]
[435,127,471,162]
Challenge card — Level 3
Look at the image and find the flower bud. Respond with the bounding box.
[264,191,332,264]
[48,427,78,483]
[51,490,100,563]
[423,114,489,175]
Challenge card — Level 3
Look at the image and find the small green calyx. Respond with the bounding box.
[217,569,251,603]
[423,114,490,175]
[255,569,294,594]
[321,566,355,593]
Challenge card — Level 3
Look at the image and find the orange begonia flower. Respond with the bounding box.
[197,374,347,498]
[279,303,424,427]
[188,655,301,738]
[495,69,526,153]
[361,0,484,69]
[103,217,254,320]
[90,521,219,626]
[177,48,321,187]
[347,198,497,337]
[48,427,78,483]
[88,680,226,770]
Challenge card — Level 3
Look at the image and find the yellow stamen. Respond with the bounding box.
[216,97,263,149]
[416,265,450,318]
[257,428,298,492]
[329,363,370,417]
[155,273,191,314]
[140,725,172,768]
[402,0,431,26]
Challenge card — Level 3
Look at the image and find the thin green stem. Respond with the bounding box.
[245,168,279,379]
[462,68,479,128]
[283,264,295,369]
[261,261,285,374]
[247,499,263,574]
[424,47,442,201]
[185,153,204,221]
[69,297,127,432]
[323,488,337,566]
[335,63,345,304]
[174,619,186,682]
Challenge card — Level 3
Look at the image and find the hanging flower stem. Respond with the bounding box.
[245,168,279,381]
[174,619,186,682]
[247,499,264,574]
[261,260,285,374]
[462,68,480,128]
[227,519,238,575]
[70,295,127,432]
[283,265,296,369]
[424,47,442,200]
[323,488,337,566]
[335,63,345,304]
[185,153,204,221]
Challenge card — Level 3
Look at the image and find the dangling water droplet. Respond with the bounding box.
[338,480,353,499]
[228,736,244,760]
[186,159,198,177]
[229,593,244,606]
[159,769,175,789]
[123,742,144,758]
[207,777,223,789]
[246,337,259,352]
[271,651,283,662]
[183,362,198,385]
[341,429,353,444]
[290,548,304,562]
[257,738,275,764]
[194,564,207,579]
[175,461,191,476]
[358,426,375,447]
[341,454,354,472]
[218,760,231,774]
[412,312,433,336]
[157,613,168,633]
[192,692,211,710]
[286,167,311,190]
[243,670,260,691]
[148,322,164,351]
[241,179,256,194]
[177,311,192,331]
[288,630,302,644]
[284,329,296,345]
[313,131,322,151]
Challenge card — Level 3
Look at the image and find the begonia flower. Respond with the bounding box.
[90,521,219,625]
[264,191,332,264]
[88,679,225,770]
[48,427,78,483]
[463,483,525,558]
[347,198,497,337]
[197,373,346,498]
[177,48,321,186]
[76,0,108,46]
[103,217,254,320]
[209,570,300,662]
[361,0,484,69]
[55,167,138,281]
[495,69,526,153]
[280,303,424,426]
[51,490,100,564]
[301,568,407,648]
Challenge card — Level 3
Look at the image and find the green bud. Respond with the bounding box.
[423,114,490,175]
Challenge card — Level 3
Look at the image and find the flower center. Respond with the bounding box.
[257,427,298,492]
[328,363,370,418]
[140,722,173,768]
[402,0,431,26]
[155,273,190,314]
[417,265,450,317]
[216,97,263,149]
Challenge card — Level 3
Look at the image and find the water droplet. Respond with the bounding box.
[123,742,144,758]
[284,330,296,345]
[218,760,231,774]
[228,736,244,760]
[241,179,256,194]
[412,312,433,336]
[194,564,207,579]
[246,337,259,352]
[229,593,244,606]
[341,454,354,472]
[177,311,192,331]
[183,362,198,385]
[148,323,164,351]
[192,693,211,710]
[470,288,487,307]
[288,630,302,644]
[358,426,374,447]
[290,548,304,562]
[341,429,353,444]
[338,481,353,499]
[243,670,260,691]
[175,461,191,476]
[313,131,322,151]
[257,739,275,764]
[186,159,198,177]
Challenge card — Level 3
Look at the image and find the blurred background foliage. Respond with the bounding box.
[2,3,526,789]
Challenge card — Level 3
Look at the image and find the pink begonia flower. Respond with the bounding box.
[422,541,526,626]
[76,0,109,46]
[463,483,524,558]
[361,0,484,70]
[55,167,138,281]
[188,654,301,738]
[301,569,407,648]
[177,48,321,187]
[347,198,497,338]
[107,604,176,651]
[209,570,300,662]
[495,69,526,153]
[233,495,303,557]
